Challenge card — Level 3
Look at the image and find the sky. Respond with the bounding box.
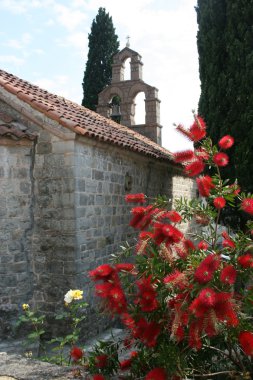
[0,0,200,152]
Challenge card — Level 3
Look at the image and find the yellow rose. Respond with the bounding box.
[64,289,83,304]
[72,290,83,300]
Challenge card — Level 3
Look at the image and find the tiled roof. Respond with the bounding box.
[0,69,173,161]
[0,112,37,141]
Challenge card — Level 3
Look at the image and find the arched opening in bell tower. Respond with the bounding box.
[109,95,122,124]
[134,91,145,125]
[124,57,131,81]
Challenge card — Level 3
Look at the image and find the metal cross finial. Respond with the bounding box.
[126,35,130,48]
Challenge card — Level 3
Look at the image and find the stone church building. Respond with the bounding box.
[0,47,195,337]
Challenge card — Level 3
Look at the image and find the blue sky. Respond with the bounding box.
[0,0,199,151]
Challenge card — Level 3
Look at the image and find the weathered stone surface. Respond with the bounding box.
[0,352,73,380]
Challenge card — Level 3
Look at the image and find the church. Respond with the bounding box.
[0,45,195,337]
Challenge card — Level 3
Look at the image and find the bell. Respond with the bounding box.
[111,104,121,123]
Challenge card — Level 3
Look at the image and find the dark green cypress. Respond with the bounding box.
[81,8,119,111]
[196,0,253,193]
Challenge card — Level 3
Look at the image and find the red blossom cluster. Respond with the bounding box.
[70,346,83,362]
[89,264,129,314]
[87,117,253,378]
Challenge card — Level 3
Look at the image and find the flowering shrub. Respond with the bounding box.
[18,289,87,365]
[86,114,253,379]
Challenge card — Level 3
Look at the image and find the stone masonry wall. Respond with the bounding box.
[0,138,34,337]
[0,98,195,339]
[73,138,181,336]
[0,99,78,337]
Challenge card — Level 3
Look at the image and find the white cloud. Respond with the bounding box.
[33,48,45,55]
[4,32,32,50]
[0,0,53,13]
[64,32,87,50]
[53,4,87,30]
[0,55,25,66]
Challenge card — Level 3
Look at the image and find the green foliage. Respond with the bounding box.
[82,7,119,110]
[86,340,119,377]
[196,0,253,196]
[17,299,87,365]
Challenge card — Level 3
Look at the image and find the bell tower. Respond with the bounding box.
[96,42,162,145]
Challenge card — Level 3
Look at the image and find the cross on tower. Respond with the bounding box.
[126,35,130,48]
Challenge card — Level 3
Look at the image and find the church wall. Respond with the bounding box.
[73,138,184,337]
[0,99,195,340]
[0,139,34,336]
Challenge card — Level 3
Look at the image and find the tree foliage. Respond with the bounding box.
[81,7,119,111]
[196,0,253,195]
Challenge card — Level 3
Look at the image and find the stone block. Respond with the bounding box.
[36,142,52,154]
[92,169,104,181]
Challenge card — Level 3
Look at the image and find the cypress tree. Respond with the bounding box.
[82,7,119,111]
[196,0,253,194]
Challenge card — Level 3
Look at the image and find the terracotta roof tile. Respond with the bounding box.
[0,116,37,141]
[0,69,174,161]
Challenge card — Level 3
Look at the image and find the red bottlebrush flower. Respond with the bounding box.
[125,193,146,203]
[139,231,154,240]
[164,270,188,290]
[92,375,105,380]
[162,224,183,243]
[189,116,207,141]
[239,331,253,357]
[135,276,159,312]
[198,288,217,308]
[115,263,135,272]
[196,175,215,197]
[184,159,205,177]
[184,239,196,251]
[119,351,138,370]
[95,282,113,298]
[131,350,138,358]
[120,357,133,370]
[218,135,234,149]
[145,367,167,380]
[194,254,220,284]
[214,292,238,327]
[198,240,209,250]
[237,253,253,268]
[136,291,159,312]
[195,147,209,160]
[134,318,161,347]
[109,286,127,313]
[173,239,195,260]
[229,183,240,196]
[213,152,229,167]
[173,149,195,163]
[220,265,237,285]
[153,222,180,245]
[89,264,115,281]
[222,231,236,249]
[189,321,202,350]
[129,205,153,229]
[176,123,193,140]
[95,354,108,368]
[70,346,83,362]
[162,210,182,223]
[241,198,253,215]
[121,313,136,330]
[213,196,226,209]
[174,324,185,342]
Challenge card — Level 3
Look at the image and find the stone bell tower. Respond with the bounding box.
[96,41,162,145]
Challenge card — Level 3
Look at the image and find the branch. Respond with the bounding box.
[188,370,237,378]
